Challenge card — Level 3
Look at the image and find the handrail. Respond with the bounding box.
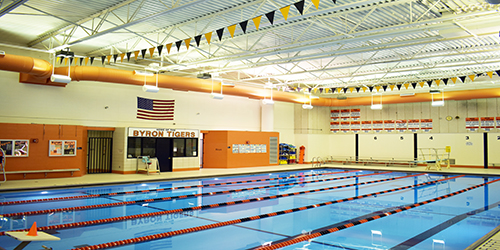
[312,157,324,167]
[0,148,6,183]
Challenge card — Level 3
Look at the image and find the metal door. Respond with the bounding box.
[87,131,113,174]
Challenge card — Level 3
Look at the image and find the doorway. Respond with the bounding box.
[87,130,113,174]
[156,138,173,172]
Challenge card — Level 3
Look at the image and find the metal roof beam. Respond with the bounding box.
[0,0,27,18]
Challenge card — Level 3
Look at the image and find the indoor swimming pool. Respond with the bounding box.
[0,168,499,250]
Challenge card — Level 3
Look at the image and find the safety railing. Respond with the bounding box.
[311,157,324,167]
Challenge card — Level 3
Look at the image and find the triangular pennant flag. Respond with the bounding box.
[435,79,441,86]
[496,70,500,77]
[342,87,348,93]
[185,38,191,50]
[90,57,94,65]
[411,82,417,89]
[56,57,61,64]
[396,84,402,90]
[294,0,305,15]
[78,57,83,66]
[337,88,342,93]
[319,88,324,93]
[253,16,262,30]
[166,43,173,54]
[451,77,457,84]
[149,47,155,58]
[113,54,118,63]
[107,55,112,64]
[459,76,466,83]
[349,87,355,93]
[362,87,367,92]
[312,0,320,9]
[404,83,409,89]
[375,86,381,92]
[69,57,74,65]
[419,82,425,88]
[134,50,140,60]
[280,5,290,21]
[239,20,248,34]
[442,78,448,85]
[308,88,312,93]
[332,0,336,3]
[85,57,89,65]
[426,80,432,87]
[120,53,125,62]
[27,222,38,236]
[141,49,147,59]
[228,24,237,38]
[175,40,182,51]
[331,88,336,93]
[265,11,275,25]
[205,32,212,45]
[64,58,68,65]
[487,72,493,78]
[157,45,164,56]
[194,35,202,47]
[382,85,388,91]
[216,28,224,41]
[355,87,360,93]
[368,86,374,92]
[389,85,395,91]
[468,74,475,82]
[126,52,132,62]
[100,56,106,65]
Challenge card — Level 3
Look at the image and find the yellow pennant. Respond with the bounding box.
[468,74,475,82]
[185,38,191,50]
[280,5,290,21]
[362,87,367,92]
[228,24,237,38]
[312,0,320,9]
[253,16,262,30]
[64,58,68,65]
[166,43,172,54]
[404,83,410,89]
[349,87,354,93]
[324,88,329,93]
[389,85,395,91]
[106,55,112,64]
[419,82,424,88]
[375,86,381,92]
[134,51,140,60]
[84,57,89,66]
[435,79,441,86]
[337,88,342,93]
[488,72,493,78]
[451,77,457,84]
[149,47,155,58]
[205,32,212,45]
[120,53,125,63]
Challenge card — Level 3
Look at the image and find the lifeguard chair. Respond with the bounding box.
[136,156,160,175]
[417,147,451,171]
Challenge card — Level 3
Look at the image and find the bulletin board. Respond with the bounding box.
[0,139,29,157]
[49,140,77,157]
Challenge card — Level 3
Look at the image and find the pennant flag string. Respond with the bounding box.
[100,56,106,65]
[140,49,146,59]
[113,54,118,63]
[216,28,224,41]
[205,32,212,45]
[253,16,262,30]
[175,40,182,51]
[239,20,248,34]
[134,50,140,60]
[280,5,291,21]
[166,43,173,54]
[149,47,155,58]
[294,0,305,15]
[90,57,94,65]
[228,24,237,38]
[194,35,202,47]
[185,38,191,50]
[157,45,164,56]
[120,53,125,63]
[459,76,466,83]
[266,11,275,25]
[411,82,417,89]
[126,52,132,62]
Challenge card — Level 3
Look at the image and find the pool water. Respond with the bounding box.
[0,169,499,250]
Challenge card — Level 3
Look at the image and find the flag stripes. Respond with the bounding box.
[136,97,175,121]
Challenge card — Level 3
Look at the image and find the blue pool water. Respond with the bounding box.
[0,169,499,250]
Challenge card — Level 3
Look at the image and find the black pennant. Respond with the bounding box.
[141,49,147,59]
[459,76,467,83]
[194,35,202,47]
[442,78,448,85]
[332,0,337,3]
[319,88,323,93]
[382,85,388,91]
[79,57,83,66]
[113,54,118,63]
[157,45,164,56]
[496,70,500,77]
[342,87,348,93]
[294,0,305,15]
[411,82,417,89]
[331,88,336,93]
[396,84,402,90]
[239,20,248,34]
[355,87,360,93]
[216,28,224,41]
[427,80,433,87]
[126,52,132,62]
[368,86,374,92]
[175,40,182,51]
[90,57,95,65]
[308,88,312,93]
[69,57,74,65]
[101,56,106,65]
[266,11,275,25]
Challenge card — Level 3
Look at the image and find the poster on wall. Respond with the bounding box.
[497,117,500,129]
[232,144,239,153]
[49,140,77,157]
[480,117,495,131]
[466,118,479,132]
[0,140,29,157]
[384,120,395,132]
[350,109,361,120]
[331,110,340,121]
[361,121,372,133]
[250,144,256,153]
[396,120,408,132]
[330,122,340,133]
[421,119,433,132]
[350,121,360,132]
[372,121,383,132]
[261,144,267,153]
[340,122,350,133]
[408,119,420,132]
[341,109,351,120]
[245,144,251,153]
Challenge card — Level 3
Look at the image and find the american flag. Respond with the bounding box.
[137,97,175,120]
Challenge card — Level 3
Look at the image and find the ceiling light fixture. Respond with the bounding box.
[302,91,313,109]
[371,93,383,110]
[262,78,274,105]
[50,48,73,84]
[211,75,223,100]
[431,90,445,107]
[141,67,159,93]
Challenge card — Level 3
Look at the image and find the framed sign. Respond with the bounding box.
[49,140,77,157]
[0,140,29,157]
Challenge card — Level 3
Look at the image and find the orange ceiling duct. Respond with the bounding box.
[2,52,500,107]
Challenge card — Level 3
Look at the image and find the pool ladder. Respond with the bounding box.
[312,157,325,167]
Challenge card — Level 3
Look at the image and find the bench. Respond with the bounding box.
[328,156,416,167]
[5,169,81,178]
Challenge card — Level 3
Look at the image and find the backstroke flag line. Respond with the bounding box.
[137,97,175,121]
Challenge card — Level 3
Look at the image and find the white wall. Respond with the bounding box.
[417,133,484,166]
[359,133,414,160]
[329,134,355,158]
[274,102,295,144]
[488,133,500,166]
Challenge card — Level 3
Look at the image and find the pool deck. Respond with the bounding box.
[1,163,500,192]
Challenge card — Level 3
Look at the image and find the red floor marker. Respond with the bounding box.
[27,221,38,236]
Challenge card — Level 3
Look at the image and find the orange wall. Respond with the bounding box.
[0,123,87,180]
[203,131,279,168]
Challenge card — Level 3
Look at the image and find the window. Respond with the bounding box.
[185,138,197,157]
[127,138,198,158]
[173,139,185,157]
[127,138,142,158]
